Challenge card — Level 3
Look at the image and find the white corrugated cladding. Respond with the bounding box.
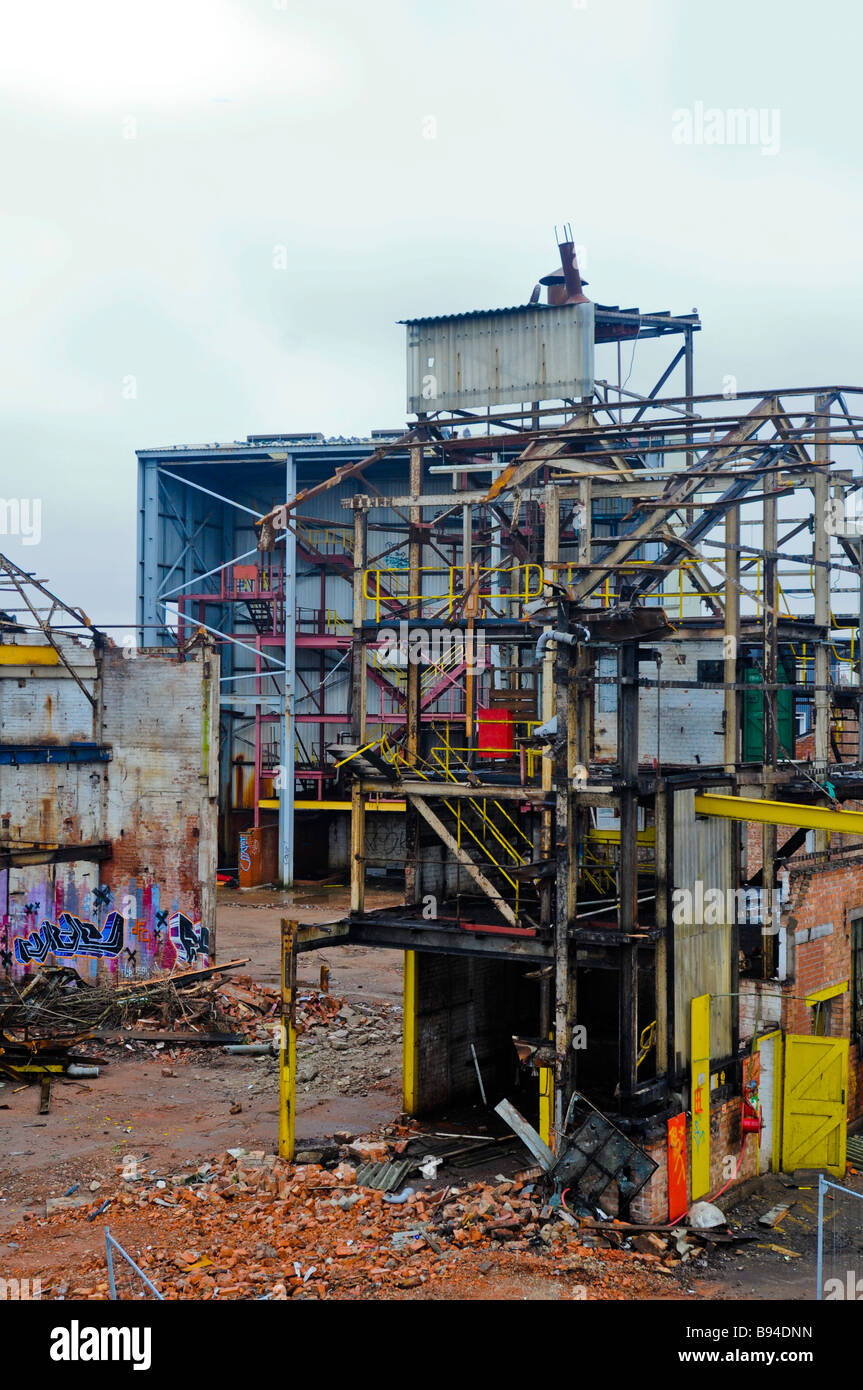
[673,788,734,1070]
[405,304,595,414]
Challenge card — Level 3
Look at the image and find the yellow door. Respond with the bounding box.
[781,1035,848,1177]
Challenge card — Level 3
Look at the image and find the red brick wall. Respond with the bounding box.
[781,859,863,1121]
[630,857,863,1223]
[631,1095,760,1224]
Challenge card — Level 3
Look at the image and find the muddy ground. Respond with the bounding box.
[0,888,405,1223]
[1,885,853,1300]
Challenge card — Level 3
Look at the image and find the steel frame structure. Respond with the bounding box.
[258,373,863,1169]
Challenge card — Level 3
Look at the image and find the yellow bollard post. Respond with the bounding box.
[278,917,297,1161]
[538,1063,554,1150]
[690,993,711,1199]
[402,950,417,1114]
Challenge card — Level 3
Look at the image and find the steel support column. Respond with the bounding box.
[617,641,640,1115]
[279,454,297,887]
[813,394,831,783]
[762,473,778,976]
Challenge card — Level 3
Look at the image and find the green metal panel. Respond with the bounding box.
[742,652,795,762]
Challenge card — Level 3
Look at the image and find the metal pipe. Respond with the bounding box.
[535,627,589,662]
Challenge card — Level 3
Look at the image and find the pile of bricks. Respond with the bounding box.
[14,1144,687,1301]
[212,978,343,1041]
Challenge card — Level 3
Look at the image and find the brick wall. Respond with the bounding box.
[745,819,863,878]
[412,953,530,1113]
[631,1095,760,1223]
[778,859,863,1121]
[1,641,218,982]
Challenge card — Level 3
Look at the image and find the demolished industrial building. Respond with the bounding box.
[6,232,863,1270]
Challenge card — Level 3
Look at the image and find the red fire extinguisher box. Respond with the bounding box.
[477,706,514,759]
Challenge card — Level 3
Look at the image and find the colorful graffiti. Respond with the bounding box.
[168,911,209,965]
[2,872,209,979]
[14,909,124,964]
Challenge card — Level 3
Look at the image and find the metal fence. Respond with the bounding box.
[816,1175,863,1300]
[105,1227,163,1301]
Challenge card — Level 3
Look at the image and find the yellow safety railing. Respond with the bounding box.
[792,640,857,683]
[421,639,467,698]
[297,524,353,555]
[383,736,530,910]
[428,728,536,847]
[580,826,656,897]
[362,563,544,624]
[427,722,544,780]
[325,610,353,636]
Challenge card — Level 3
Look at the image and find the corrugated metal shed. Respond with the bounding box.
[404,303,594,414]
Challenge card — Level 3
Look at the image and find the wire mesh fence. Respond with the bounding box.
[105,1228,163,1301]
[816,1175,863,1300]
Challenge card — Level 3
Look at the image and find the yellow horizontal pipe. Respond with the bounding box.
[694,792,863,835]
[587,827,656,844]
[258,799,406,812]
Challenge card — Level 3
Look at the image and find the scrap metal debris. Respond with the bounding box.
[494,1091,657,1211]
[354,1159,413,1193]
[757,1201,794,1228]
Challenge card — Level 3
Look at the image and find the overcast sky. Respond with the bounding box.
[1,0,860,630]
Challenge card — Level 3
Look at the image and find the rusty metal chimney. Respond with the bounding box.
[537,224,590,307]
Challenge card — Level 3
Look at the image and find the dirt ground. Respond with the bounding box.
[0,887,404,1228]
[686,1165,863,1300]
[2,884,856,1301]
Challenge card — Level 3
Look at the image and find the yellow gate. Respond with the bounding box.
[781,1035,848,1177]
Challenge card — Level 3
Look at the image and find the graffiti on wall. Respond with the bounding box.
[13,909,125,965]
[168,912,209,965]
[2,874,209,978]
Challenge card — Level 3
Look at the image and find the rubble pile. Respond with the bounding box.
[215,976,348,1041]
[0,965,347,1045]
[293,999,402,1097]
[1,963,248,1035]
[17,1144,685,1301]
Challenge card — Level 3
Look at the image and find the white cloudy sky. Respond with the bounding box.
[1,0,860,626]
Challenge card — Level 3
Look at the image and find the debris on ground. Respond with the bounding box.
[10,1141,695,1301]
[687,1200,727,1230]
[757,1201,794,1228]
[0,960,250,1035]
[0,963,356,1075]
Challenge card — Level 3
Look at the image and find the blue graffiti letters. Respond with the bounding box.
[14,910,125,965]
